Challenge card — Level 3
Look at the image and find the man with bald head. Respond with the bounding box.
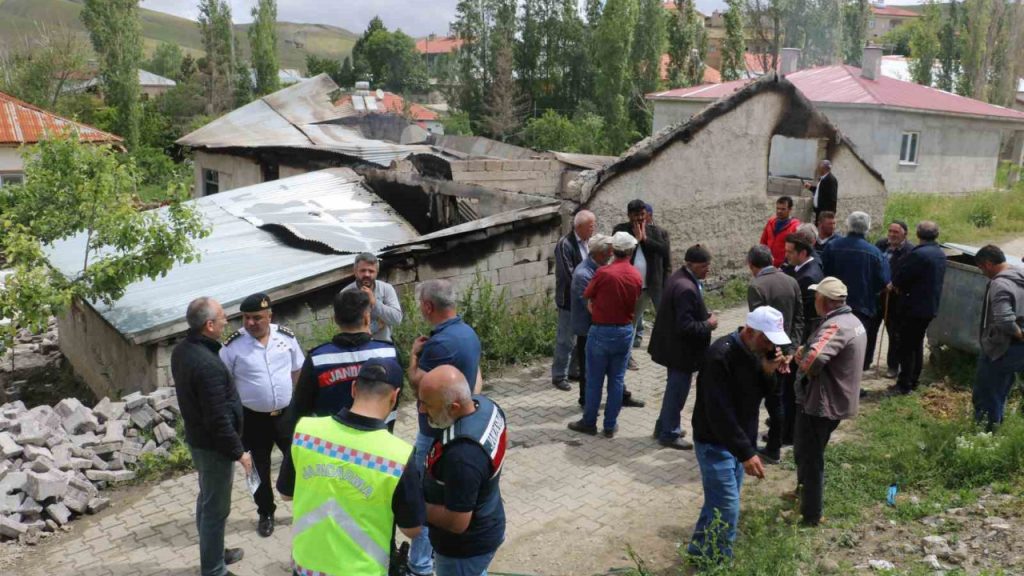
[553,209,597,391]
[419,366,508,576]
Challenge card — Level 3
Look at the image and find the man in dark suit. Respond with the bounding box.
[552,210,595,391]
[613,199,671,355]
[782,232,824,447]
[803,160,837,225]
[869,221,915,376]
[889,221,947,394]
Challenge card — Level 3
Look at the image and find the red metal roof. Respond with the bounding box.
[0,91,121,146]
[648,65,1024,122]
[335,91,439,122]
[416,36,463,55]
[870,5,919,17]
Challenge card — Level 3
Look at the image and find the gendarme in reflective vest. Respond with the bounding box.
[291,415,413,576]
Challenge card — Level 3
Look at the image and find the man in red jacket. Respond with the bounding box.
[760,196,801,268]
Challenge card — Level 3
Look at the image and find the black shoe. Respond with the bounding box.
[633,338,643,349]
[603,427,617,438]
[627,356,640,371]
[622,396,645,408]
[567,372,581,382]
[757,448,780,464]
[886,384,911,396]
[553,379,572,391]
[257,514,274,537]
[658,437,693,450]
[568,420,597,435]
[224,547,244,565]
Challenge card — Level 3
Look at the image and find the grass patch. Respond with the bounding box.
[704,277,749,312]
[130,420,194,482]
[883,186,1024,245]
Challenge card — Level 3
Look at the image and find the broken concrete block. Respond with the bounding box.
[61,406,100,435]
[153,422,176,445]
[69,474,97,496]
[84,470,115,482]
[44,431,69,449]
[0,515,28,538]
[91,398,126,423]
[15,497,42,516]
[28,457,55,473]
[0,472,28,494]
[86,497,110,514]
[128,404,159,430]
[0,432,23,459]
[63,489,89,515]
[69,432,99,449]
[0,493,22,515]
[54,398,83,419]
[0,460,9,478]
[24,470,69,501]
[102,421,125,444]
[158,409,175,422]
[125,428,139,438]
[15,419,47,446]
[22,444,53,462]
[121,392,147,411]
[44,519,57,532]
[68,457,93,470]
[153,396,179,413]
[106,455,124,471]
[1,400,27,418]
[91,442,121,456]
[152,447,170,459]
[110,470,134,482]
[45,502,71,526]
[50,444,72,470]
[0,415,9,432]
[18,527,40,545]
[88,455,108,471]
[25,405,60,430]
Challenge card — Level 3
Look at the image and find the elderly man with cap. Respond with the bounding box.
[793,277,866,526]
[869,220,914,377]
[553,210,596,391]
[281,358,424,576]
[219,293,304,537]
[686,306,791,562]
[340,252,403,342]
[568,231,644,438]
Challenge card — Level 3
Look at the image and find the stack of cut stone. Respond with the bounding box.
[0,387,180,544]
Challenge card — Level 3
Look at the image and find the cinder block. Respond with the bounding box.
[484,160,502,172]
[497,265,526,285]
[522,261,549,280]
[466,159,487,172]
[513,246,541,264]
[501,160,518,171]
[486,250,514,271]
[382,265,417,287]
[419,261,461,281]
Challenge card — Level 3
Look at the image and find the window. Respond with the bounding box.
[868,19,875,29]
[203,169,220,195]
[0,173,24,187]
[900,132,919,165]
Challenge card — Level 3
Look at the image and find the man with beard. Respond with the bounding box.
[341,252,403,342]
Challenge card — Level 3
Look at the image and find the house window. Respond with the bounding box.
[900,132,919,165]
[0,173,24,187]
[868,19,875,29]
[203,169,220,195]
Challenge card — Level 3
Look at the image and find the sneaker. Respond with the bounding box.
[567,420,597,435]
[627,357,639,371]
[224,548,244,565]
[552,379,572,391]
[757,448,780,465]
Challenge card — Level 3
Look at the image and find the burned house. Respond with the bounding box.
[573,72,889,273]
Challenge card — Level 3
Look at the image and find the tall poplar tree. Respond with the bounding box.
[909,2,942,86]
[958,0,993,98]
[841,0,870,65]
[81,0,143,147]
[936,0,962,92]
[197,0,237,114]
[630,0,667,133]
[593,0,638,152]
[721,0,747,80]
[249,0,280,95]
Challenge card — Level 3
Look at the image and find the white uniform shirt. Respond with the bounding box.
[219,324,304,413]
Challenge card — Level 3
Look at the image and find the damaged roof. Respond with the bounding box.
[0,91,121,145]
[46,168,419,344]
[176,74,436,166]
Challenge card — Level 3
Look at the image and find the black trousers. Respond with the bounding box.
[866,310,901,372]
[794,411,839,524]
[853,310,875,371]
[896,316,933,392]
[777,367,798,447]
[242,407,292,517]
[575,334,588,406]
[763,374,783,454]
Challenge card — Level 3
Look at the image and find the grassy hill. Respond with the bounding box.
[0,0,356,71]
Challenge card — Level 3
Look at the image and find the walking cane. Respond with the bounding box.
[875,290,889,377]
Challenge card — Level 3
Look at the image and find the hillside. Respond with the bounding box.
[0,0,356,71]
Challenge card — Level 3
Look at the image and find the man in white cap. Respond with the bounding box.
[687,306,790,562]
[793,276,866,526]
[568,231,644,438]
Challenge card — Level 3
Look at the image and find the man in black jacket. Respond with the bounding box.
[552,210,595,390]
[783,232,824,446]
[614,199,671,353]
[869,221,914,376]
[649,245,717,450]
[172,297,252,576]
[803,159,837,224]
[890,221,947,394]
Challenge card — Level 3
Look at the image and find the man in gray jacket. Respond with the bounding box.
[340,252,403,342]
[552,210,596,391]
[794,277,866,526]
[973,245,1024,429]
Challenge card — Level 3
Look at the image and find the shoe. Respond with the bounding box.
[567,372,581,382]
[799,516,825,527]
[859,388,867,398]
[780,489,800,503]
[622,396,645,408]
[633,338,643,349]
[885,368,898,379]
[257,514,274,537]
[757,448,780,465]
[886,384,911,396]
[552,379,572,391]
[603,427,617,438]
[567,420,597,435]
[627,357,639,371]
[658,437,693,450]
[224,548,244,565]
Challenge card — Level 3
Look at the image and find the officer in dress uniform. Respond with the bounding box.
[418,366,508,576]
[219,293,304,538]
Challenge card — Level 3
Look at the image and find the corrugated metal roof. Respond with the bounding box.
[651,65,1024,122]
[415,36,464,55]
[871,5,919,17]
[138,69,176,87]
[45,168,418,344]
[0,91,121,145]
[552,152,618,171]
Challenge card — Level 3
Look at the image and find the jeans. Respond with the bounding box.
[583,324,633,431]
[409,431,436,575]
[434,550,498,576]
[190,446,235,576]
[895,317,932,391]
[973,342,1024,429]
[575,334,588,405]
[241,408,291,517]
[552,308,576,383]
[687,442,744,561]
[793,411,839,524]
[654,369,693,442]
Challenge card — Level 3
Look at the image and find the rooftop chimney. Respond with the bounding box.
[861,45,883,81]
[780,48,801,75]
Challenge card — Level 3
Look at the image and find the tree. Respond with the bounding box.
[0,25,89,109]
[146,42,184,81]
[631,0,667,128]
[667,0,706,87]
[480,41,528,141]
[0,134,208,353]
[909,2,942,86]
[959,0,993,98]
[804,0,844,65]
[936,0,962,92]
[721,0,747,80]
[249,0,280,96]
[593,0,639,153]
[452,0,488,124]
[841,0,870,65]
[352,16,387,83]
[305,54,342,84]
[81,0,144,148]
[523,109,608,154]
[746,0,783,75]
[197,0,237,114]
[339,56,355,87]
[987,0,1024,106]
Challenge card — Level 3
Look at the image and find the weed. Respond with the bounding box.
[705,277,749,312]
[131,420,193,482]
[883,187,1024,245]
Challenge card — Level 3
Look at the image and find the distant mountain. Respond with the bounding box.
[0,0,356,71]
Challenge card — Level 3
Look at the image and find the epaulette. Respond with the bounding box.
[224,329,245,346]
[277,325,296,339]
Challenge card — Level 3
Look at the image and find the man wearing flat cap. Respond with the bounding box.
[219,293,304,537]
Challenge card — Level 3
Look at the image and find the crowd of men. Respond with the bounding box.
[168,159,1024,573]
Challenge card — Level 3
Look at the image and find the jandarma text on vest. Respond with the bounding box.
[303,463,375,498]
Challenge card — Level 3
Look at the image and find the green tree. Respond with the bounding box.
[442,111,474,135]
[881,21,914,55]
[81,0,144,148]
[0,26,89,109]
[480,40,527,141]
[630,0,667,133]
[305,54,342,84]
[667,0,707,87]
[747,0,783,74]
[937,0,962,92]
[249,0,280,96]
[959,0,993,98]
[804,0,844,65]
[593,0,639,153]
[841,0,870,65]
[197,0,237,114]
[145,42,184,81]
[0,134,208,353]
[339,56,355,87]
[522,109,609,154]
[721,0,747,79]
[452,0,488,124]
[987,0,1023,106]
[909,2,942,86]
[352,16,387,82]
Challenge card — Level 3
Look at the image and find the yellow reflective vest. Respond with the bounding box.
[291,415,413,576]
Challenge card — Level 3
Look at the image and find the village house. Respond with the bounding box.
[648,47,1024,194]
[868,2,920,42]
[68,69,178,100]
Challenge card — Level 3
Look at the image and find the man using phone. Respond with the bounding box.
[341,252,403,342]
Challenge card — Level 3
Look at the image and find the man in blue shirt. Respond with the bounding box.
[571,234,614,406]
[406,278,482,576]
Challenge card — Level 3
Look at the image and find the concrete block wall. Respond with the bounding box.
[449,159,565,197]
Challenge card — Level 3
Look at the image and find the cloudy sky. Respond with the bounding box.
[140,0,924,38]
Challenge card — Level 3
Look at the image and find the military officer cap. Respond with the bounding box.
[239,292,272,313]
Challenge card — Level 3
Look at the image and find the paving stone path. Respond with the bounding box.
[8,306,758,576]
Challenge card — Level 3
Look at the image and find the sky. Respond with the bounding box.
[140,0,927,38]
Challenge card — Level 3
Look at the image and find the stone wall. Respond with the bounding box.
[450,159,565,197]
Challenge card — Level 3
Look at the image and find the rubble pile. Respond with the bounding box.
[0,387,180,544]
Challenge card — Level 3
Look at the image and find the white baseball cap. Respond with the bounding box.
[746,306,791,346]
[611,231,638,251]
